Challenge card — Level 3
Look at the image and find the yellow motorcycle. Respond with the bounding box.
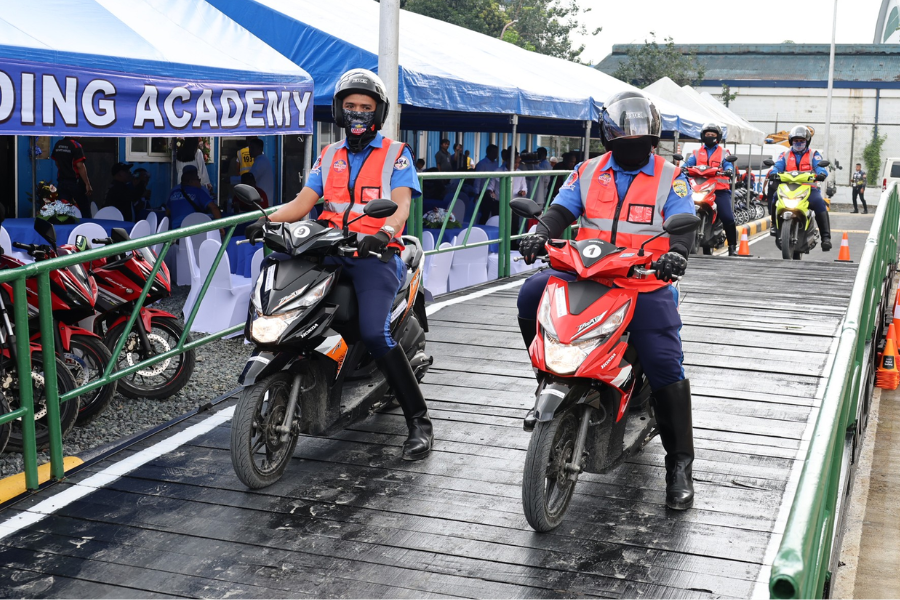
[763,159,830,260]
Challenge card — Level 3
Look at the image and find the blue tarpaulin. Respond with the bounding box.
[0,0,314,136]
[207,0,710,138]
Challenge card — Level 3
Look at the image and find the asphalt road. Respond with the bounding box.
[739,212,874,262]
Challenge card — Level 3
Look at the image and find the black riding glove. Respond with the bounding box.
[816,173,827,181]
[656,252,688,282]
[357,231,391,257]
[518,234,548,265]
[245,217,266,244]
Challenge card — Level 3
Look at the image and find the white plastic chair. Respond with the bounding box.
[190,239,252,334]
[175,213,213,286]
[145,211,158,233]
[0,227,32,264]
[129,220,153,240]
[424,242,454,296]
[94,206,124,221]
[448,230,489,291]
[67,223,109,246]
[89,201,99,217]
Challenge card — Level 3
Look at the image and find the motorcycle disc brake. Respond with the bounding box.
[30,371,48,420]
[124,333,172,376]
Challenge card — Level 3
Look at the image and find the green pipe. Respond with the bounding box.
[36,271,64,480]
[12,279,38,490]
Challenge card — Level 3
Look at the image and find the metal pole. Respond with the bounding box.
[823,0,838,160]
[378,0,401,140]
[673,131,680,161]
[510,114,518,157]
[583,120,591,162]
[849,121,857,186]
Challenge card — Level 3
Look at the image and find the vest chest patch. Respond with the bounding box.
[598,173,612,186]
[333,159,348,173]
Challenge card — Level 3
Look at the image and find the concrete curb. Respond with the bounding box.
[739,217,770,237]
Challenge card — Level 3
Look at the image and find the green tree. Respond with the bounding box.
[387,0,599,63]
[719,83,738,107]
[863,132,887,186]
[612,34,706,88]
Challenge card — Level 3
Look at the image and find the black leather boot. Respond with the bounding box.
[653,379,695,510]
[816,211,832,251]
[727,245,737,256]
[377,345,433,460]
[518,317,537,350]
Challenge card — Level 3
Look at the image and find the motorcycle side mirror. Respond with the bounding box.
[111,228,131,243]
[233,184,268,220]
[33,218,57,248]
[725,154,739,163]
[74,235,88,252]
[363,198,398,219]
[817,160,830,168]
[511,198,542,219]
[672,153,684,162]
[763,159,775,167]
[662,213,702,236]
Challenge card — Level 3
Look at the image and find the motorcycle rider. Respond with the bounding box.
[245,69,433,461]
[516,91,698,510]
[683,123,737,256]
[769,126,832,251]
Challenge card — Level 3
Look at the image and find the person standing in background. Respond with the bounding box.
[851,163,868,214]
[175,138,213,194]
[435,139,451,172]
[51,137,92,215]
[247,138,275,204]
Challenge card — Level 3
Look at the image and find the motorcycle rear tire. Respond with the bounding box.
[6,352,79,452]
[231,371,299,489]
[104,317,196,400]
[522,408,579,532]
[69,335,117,426]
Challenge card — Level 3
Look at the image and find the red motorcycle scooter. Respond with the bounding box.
[79,228,196,401]
[680,153,737,255]
[510,199,700,532]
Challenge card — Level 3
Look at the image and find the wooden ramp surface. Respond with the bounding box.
[0,258,857,598]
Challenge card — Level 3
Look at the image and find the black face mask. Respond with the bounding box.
[343,109,377,153]
[703,135,718,147]
[610,138,653,170]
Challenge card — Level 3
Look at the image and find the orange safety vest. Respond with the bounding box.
[576,152,679,292]
[785,150,813,172]
[691,145,731,191]
[318,138,407,250]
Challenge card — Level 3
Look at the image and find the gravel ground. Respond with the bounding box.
[0,286,253,477]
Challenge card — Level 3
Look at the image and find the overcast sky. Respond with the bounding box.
[574,0,886,65]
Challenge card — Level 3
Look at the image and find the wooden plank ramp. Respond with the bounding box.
[0,257,857,598]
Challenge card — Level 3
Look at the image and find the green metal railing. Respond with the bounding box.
[770,184,900,598]
[411,170,562,278]
[0,210,271,490]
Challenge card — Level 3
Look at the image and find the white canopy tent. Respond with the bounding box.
[679,85,766,145]
[697,91,767,146]
[643,77,730,140]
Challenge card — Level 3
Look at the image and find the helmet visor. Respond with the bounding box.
[602,97,659,141]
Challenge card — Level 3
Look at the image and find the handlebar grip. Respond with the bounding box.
[236,239,252,246]
[92,237,112,245]
[11,242,31,251]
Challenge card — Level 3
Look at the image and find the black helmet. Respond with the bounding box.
[700,123,723,144]
[332,69,390,129]
[788,125,812,145]
[599,91,661,147]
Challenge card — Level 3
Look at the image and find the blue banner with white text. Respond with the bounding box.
[0,58,314,136]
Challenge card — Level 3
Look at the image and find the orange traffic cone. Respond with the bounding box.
[877,336,900,390]
[834,232,852,262]
[892,301,900,333]
[737,226,752,257]
[888,323,898,346]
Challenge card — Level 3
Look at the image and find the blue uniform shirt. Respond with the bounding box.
[551,154,694,221]
[774,149,828,178]
[166,184,216,229]
[305,132,422,198]
[683,144,733,175]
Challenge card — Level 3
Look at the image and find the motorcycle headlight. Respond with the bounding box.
[544,334,604,375]
[781,198,801,209]
[250,309,304,344]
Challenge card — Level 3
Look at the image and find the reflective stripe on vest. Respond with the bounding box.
[785,151,813,172]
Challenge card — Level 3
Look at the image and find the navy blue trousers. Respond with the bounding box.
[714,189,734,224]
[517,269,685,391]
[324,254,405,359]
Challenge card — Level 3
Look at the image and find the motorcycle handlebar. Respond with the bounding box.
[11,242,32,251]
[92,237,113,246]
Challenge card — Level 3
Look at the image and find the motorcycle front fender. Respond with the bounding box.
[238,349,298,386]
[533,378,599,422]
[109,307,177,334]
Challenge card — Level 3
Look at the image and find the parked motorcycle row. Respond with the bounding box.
[0,209,196,455]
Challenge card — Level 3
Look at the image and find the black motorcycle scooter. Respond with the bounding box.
[229,185,432,489]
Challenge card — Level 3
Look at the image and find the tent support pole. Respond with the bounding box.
[510,114,518,155]
[583,120,591,162]
[303,132,313,186]
[673,131,680,161]
[378,0,401,139]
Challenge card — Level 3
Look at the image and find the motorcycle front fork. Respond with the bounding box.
[133,314,155,357]
[565,405,595,481]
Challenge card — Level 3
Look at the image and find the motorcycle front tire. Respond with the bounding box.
[781,221,796,260]
[68,334,117,426]
[522,408,580,532]
[104,317,196,400]
[6,352,80,452]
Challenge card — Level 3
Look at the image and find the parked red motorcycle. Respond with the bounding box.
[2,220,114,426]
[510,198,700,532]
[681,153,737,255]
[80,228,196,401]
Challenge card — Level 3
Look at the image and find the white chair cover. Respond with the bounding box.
[129,220,153,240]
[94,206,124,221]
[89,201,99,217]
[448,229,489,291]
[424,242,454,296]
[67,223,109,246]
[155,215,170,260]
[0,226,32,263]
[485,215,500,227]
[250,248,264,285]
[175,213,213,286]
[145,211,158,232]
[190,239,252,334]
